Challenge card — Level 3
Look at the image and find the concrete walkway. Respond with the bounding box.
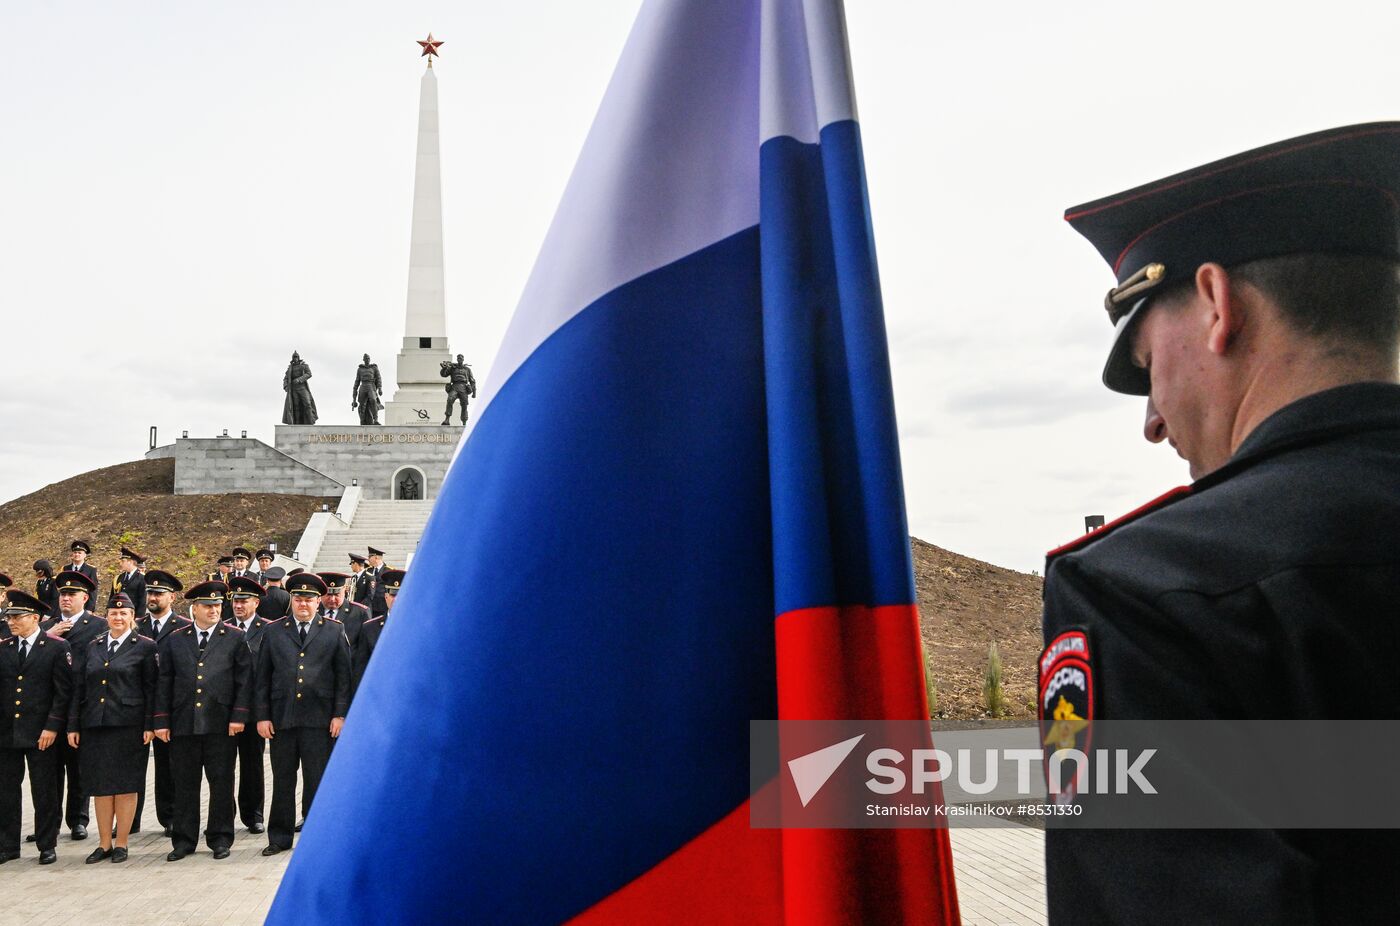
[6,758,1047,925]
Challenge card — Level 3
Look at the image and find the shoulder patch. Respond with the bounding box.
[1046,485,1193,562]
[1039,629,1091,679]
[1039,651,1094,804]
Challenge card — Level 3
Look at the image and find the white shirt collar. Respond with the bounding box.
[18,628,40,647]
[110,628,133,647]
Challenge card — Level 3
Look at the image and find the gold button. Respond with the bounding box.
[104,662,109,667]
[196,688,203,693]
[14,688,19,693]
[298,665,304,670]
[12,701,18,706]
[298,678,303,684]
[299,652,305,658]
[100,697,105,703]
[16,675,22,681]
[198,662,204,667]
[101,680,107,685]
[197,675,203,680]
[196,702,202,707]
[296,693,302,699]
[12,713,17,719]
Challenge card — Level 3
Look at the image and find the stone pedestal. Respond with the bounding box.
[273,425,463,499]
[385,337,454,425]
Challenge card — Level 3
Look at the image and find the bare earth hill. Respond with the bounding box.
[0,459,336,594]
[0,460,1043,719]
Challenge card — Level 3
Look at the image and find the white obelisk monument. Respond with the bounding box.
[385,34,457,426]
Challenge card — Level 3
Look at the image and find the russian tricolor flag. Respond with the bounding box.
[268,1,959,922]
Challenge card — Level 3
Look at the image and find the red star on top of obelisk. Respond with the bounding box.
[417,33,444,68]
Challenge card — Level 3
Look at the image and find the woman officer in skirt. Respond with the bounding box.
[67,592,157,863]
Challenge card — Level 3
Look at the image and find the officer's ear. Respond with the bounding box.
[1196,263,1244,358]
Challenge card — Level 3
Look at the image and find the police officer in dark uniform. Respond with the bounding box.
[67,592,156,864]
[365,547,389,617]
[66,541,98,602]
[1047,123,1400,925]
[352,569,403,694]
[135,570,190,837]
[349,553,372,608]
[227,576,268,833]
[33,561,59,621]
[254,573,350,855]
[111,548,146,620]
[44,569,105,840]
[254,549,275,586]
[153,581,252,861]
[0,591,72,865]
[317,572,370,650]
[257,567,291,621]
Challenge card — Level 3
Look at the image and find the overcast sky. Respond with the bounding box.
[3,1,1397,573]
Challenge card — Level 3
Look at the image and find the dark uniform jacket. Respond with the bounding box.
[324,601,371,648]
[138,613,191,646]
[351,615,386,694]
[44,612,108,668]
[35,578,59,620]
[111,570,146,618]
[254,616,351,730]
[1041,383,1400,926]
[226,615,268,660]
[71,563,98,598]
[367,566,389,617]
[352,570,372,607]
[154,623,253,736]
[257,586,291,622]
[0,633,72,746]
[70,633,158,731]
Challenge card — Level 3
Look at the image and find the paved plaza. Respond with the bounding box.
[3,757,1047,925]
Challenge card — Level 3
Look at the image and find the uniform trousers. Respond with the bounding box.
[55,738,88,830]
[0,746,60,852]
[170,733,236,853]
[267,726,332,849]
[132,737,174,832]
[235,727,265,827]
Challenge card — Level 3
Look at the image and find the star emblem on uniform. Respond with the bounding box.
[417,33,444,58]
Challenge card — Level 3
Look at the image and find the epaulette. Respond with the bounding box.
[321,616,343,624]
[264,617,288,626]
[177,626,194,635]
[44,633,65,642]
[136,634,155,643]
[1046,485,1193,563]
[348,601,369,613]
[365,616,385,627]
[1,638,14,646]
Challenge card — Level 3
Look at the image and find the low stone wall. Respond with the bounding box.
[273,425,462,500]
[170,438,345,496]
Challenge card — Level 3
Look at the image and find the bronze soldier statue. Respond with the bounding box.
[440,354,476,426]
[281,352,318,426]
[351,354,383,426]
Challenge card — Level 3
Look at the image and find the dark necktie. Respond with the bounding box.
[108,638,118,656]
[19,639,29,665]
[198,630,209,652]
[298,622,308,646]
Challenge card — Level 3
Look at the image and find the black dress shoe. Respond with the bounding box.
[24,834,36,843]
[261,845,284,857]
[0,851,20,864]
[71,826,87,840]
[247,822,265,834]
[295,821,303,832]
[212,847,230,860]
[167,849,190,862]
[84,847,110,864]
[38,849,57,865]
[110,847,129,863]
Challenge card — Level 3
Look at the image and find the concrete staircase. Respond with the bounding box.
[311,499,434,572]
